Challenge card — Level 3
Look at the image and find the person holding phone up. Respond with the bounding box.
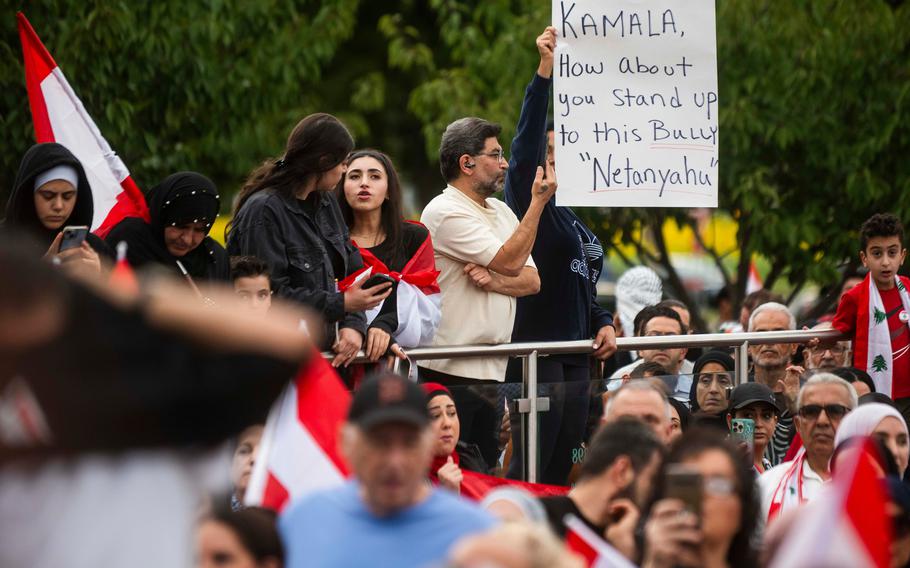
[726,383,781,475]
[337,149,441,365]
[4,143,111,274]
[642,430,760,568]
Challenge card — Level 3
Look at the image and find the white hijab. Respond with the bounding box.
[833,402,908,448]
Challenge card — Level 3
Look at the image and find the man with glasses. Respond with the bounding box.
[805,321,851,371]
[419,114,556,466]
[759,373,857,523]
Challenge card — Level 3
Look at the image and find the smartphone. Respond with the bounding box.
[665,464,703,520]
[58,225,89,252]
[731,418,755,455]
[362,273,395,289]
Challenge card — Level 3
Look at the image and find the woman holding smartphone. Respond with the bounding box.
[336,149,440,363]
[228,114,386,366]
[4,142,109,272]
[642,431,758,568]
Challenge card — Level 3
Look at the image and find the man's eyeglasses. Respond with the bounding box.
[814,343,847,355]
[798,404,850,420]
[475,150,507,163]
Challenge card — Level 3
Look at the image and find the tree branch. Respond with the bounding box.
[687,217,732,288]
[651,216,708,333]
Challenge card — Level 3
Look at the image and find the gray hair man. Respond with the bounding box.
[805,321,851,371]
[758,373,857,523]
[602,381,672,445]
[419,116,556,463]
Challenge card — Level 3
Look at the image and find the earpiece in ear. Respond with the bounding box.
[465,161,476,169]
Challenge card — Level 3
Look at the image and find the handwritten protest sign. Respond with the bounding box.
[552,1,718,208]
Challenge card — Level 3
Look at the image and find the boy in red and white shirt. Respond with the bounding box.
[832,213,910,423]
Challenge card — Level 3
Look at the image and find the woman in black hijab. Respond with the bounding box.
[4,142,111,265]
[689,350,735,431]
[105,172,229,282]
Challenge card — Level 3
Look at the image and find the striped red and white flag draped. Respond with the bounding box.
[244,352,351,512]
[17,12,148,238]
[769,437,891,568]
[245,350,569,512]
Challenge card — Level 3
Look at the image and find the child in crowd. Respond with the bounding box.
[231,256,272,315]
[833,213,910,424]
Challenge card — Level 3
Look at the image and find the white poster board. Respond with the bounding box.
[552,1,719,208]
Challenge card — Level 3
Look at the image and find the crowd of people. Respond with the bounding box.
[3,25,910,568]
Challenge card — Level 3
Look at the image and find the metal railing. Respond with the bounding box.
[325,328,843,482]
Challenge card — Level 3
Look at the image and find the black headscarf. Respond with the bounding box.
[689,350,736,412]
[4,143,111,257]
[105,172,229,281]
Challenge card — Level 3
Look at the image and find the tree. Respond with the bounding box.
[0,0,360,202]
[377,0,910,330]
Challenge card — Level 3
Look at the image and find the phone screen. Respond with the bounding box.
[59,226,89,252]
[665,464,703,520]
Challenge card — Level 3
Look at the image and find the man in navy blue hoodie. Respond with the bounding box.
[504,26,617,485]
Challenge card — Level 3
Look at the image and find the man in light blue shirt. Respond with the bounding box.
[280,373,495,567]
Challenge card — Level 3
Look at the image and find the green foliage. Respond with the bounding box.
[3,0,910,325]
[0,0,360,201]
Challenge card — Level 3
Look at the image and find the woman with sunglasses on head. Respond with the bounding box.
[336,149,441,364]
[642,429,759,568]
[228,114,385,366]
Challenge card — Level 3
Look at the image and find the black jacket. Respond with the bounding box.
[4,142,112,259]
[227,189,367,340]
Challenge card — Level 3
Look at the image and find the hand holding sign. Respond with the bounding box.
[536,26,558,78]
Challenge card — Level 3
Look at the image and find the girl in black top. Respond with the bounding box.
[106,171,229,282]
[337,149,440,363]
[228,114,389,365]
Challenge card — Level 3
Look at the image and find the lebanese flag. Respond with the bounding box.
[247,348,568,511]
[460,470,568,500]
[17,12,148,238]
[769,438,891,568]
[746,259,763,294]
[564,514,636,568]
[341,221,442,348]
[244,351,351,512]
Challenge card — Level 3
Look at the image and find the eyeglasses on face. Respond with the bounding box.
[798,404,849,420]
[474,149,507,163]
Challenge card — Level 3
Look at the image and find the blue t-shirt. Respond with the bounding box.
[280,481,496,568]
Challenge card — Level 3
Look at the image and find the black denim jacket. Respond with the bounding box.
[227,189,366,340]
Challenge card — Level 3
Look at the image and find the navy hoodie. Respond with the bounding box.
[503,74,613,365]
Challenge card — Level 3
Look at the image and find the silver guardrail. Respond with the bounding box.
[324,328,843,482]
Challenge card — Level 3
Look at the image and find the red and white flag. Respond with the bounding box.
[564,514,636,568]
[17,12,148,238]
[769,438,891,568]
[244,352,351,512]
[342,221,442,349]
[746,258,763,294]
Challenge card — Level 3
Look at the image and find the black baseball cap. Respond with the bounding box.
[348,373,429,429]
[729,382,781,414]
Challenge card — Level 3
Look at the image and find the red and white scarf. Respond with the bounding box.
[850,274,910,396]
[767,448,808,523]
